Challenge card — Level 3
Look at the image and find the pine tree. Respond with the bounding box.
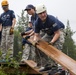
[16,10,29,32]
[63,20,76,60]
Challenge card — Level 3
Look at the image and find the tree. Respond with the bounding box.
[14,10,29,59]
[63,20,76,60]
[16,10,29,32]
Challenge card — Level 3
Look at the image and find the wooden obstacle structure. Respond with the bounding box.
[0,36,76,75]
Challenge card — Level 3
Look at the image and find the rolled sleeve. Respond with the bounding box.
[52,23,60,32]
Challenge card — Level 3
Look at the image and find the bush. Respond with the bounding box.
[0,70,7,75]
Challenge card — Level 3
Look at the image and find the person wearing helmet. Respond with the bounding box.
[0,0,16,61]
[33,4,65,72]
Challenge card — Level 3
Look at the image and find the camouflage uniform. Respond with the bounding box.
[42,29,65,50]
[21,30,45,60]
[35,29,65,67]
[1,26,14,59]
[0,31,2,46]
[0,10,16,60]
[22,44,36,61]
[0,18,2,47]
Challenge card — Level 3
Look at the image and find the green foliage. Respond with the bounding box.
[0,50,26,75]
[14,10,29,60]
[16,10,29,32]
[0,70,7,75]
[14,30,22,60]
[63,20,76,60]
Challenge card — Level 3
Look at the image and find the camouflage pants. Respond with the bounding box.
[0,31,2,46]
[22,44,36,61]
[0,26,14,59]
[21,31,45,61]
[42,29,65,50]
[35,29,65,67]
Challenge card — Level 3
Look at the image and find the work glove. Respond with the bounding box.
[9,27,14,35]
[21,32,26,36]
[32,40,40,46]
[25,36,30,40]
[48,42,54,45]
[22,45,25,49]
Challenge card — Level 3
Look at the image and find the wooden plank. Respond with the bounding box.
[24,60,40,73]
[27,36,76,75]
[24,60,48,75]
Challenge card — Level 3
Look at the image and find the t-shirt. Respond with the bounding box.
[1,10,16,26]
[25,27,32,32]
[22,27,32,45]
[35,15,65,35]
[31,13,38,30]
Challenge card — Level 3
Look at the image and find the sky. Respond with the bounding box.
[0,0,76,42]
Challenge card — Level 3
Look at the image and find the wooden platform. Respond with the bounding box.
[24,60,48,75]
[0,61,59,75]
[0,62,41,75]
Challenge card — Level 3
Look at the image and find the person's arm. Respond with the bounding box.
[50,29,60,44]
[29,30,34,36]
[33,19,41,42]
[50,17,60,44]
[25,29,33,35]
[34,33,41,42]
[11,10,16,28]
[12,18,16,28]
[0,18,2,31]
[0,24,2,31]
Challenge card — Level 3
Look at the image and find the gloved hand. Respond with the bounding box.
[9,27,14,35]
[21,32,26,36]
[22,45,25,49]
[48,42,54,45]
[25,36,30,40]
[32,40,40,46]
